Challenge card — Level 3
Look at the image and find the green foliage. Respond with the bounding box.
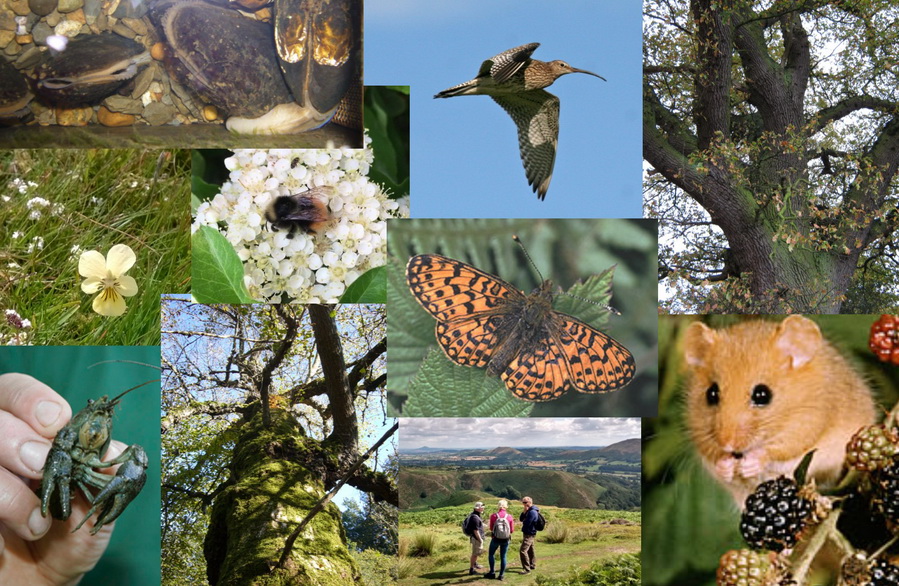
[0,149,190,344]
[342,495,398,555]
[353,548,397,586]
[340,266,386,303]
[592,474,641,510]
[386,218,659,418]
[364,86,410,197]
[534,553,641,586]
[497,484,522,500]
[190,226,257,303]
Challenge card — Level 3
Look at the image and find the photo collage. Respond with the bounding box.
[1,1,898,585]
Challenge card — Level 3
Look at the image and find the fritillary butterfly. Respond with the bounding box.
[405,253,636,401]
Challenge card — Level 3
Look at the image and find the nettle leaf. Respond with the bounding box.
[403,348,533,418]
[386,256,435,415]
[191,226,256,304]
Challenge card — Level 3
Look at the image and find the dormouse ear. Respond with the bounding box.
[684,321,716,368]
[774,315,822,369]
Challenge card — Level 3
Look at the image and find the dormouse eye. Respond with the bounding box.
[751,384,772,406]
[705,383,720,406]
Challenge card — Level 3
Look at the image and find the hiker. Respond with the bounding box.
[519,496,541,574]
[466,502,486,574]
[485,499,515,581]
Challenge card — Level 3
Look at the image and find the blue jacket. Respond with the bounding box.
[520,506,540,535]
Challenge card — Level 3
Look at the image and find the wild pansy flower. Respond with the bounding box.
[78,244,139,317]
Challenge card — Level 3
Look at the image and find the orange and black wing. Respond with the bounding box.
[406,254,523,368]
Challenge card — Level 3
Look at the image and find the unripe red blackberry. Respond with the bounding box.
[717,548,783,586]
[848,425,899,472]
[870,315,899,366]
[740,476,812,552]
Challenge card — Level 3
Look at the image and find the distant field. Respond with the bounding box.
[399,505,641,585]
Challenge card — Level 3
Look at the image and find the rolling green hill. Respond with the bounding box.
[400,468,626,511]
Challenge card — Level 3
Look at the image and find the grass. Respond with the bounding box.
[0,149,190,344]
[398,506,640,585]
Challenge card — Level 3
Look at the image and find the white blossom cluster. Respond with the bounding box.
[25,196,64,220]
[192,138,409,302]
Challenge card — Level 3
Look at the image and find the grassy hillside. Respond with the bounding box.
[399,504,640,585]
[401,468,610,511]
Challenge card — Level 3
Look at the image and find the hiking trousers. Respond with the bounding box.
[520,534,536,569]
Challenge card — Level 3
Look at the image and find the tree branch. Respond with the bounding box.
[275,421,398,570]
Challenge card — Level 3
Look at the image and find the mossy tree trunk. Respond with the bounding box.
[161,304,394,586]
[204,409,360,586]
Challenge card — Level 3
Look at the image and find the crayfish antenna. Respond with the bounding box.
[108,379,160,405]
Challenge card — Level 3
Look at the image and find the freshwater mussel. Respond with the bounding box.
[32,34,152,107]
[149,0,361,135]
[0,58,32,124]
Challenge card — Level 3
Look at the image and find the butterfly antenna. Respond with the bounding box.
[512,235,545,282]
[513,235,621,316]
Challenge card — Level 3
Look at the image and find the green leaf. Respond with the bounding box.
[403,349,533,417]
[340,266,386,303]
[365,86,410,197]
[191,175,220,203]
[191,193,202,216]
[643,454,742,586]
[191,226,257,303]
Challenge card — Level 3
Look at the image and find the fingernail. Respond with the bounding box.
[28,507,50,538]
[35,401,62,428]
[20,441,49,474]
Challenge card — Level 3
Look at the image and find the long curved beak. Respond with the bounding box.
[572,67,606,81]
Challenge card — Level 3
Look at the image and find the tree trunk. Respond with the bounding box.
[203,408,360,585]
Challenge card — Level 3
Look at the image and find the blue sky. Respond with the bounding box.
[366,0,642,218]
[398,418,641,450]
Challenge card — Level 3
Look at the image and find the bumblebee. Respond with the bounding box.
[264,187,331,238]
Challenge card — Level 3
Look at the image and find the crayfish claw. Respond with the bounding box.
[72,445,148,534]
[39,426,78,520]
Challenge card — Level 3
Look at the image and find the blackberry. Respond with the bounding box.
[847,425,899,472]
[740,476,812,552]
[866,558,899,586]
[873,457,899,526]
[716,549,780,586]
[870,315,899,366]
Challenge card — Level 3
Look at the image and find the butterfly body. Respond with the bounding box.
[406,253,635,402]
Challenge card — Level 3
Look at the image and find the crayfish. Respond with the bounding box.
[39,384,148,535]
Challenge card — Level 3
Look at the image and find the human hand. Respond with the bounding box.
[0,373,124,585]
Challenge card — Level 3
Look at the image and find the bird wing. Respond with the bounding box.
[486,42,540,84]
[492,90,559,200]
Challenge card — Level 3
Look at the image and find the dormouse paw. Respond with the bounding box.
[736,451,764,480]
[715,457,737,482]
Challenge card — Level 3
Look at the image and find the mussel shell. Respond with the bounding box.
[0,58,32,118]
[274,0,361,116]
[32,34,150,107]
[149,0,293,119]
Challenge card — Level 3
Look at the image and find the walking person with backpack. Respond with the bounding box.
[464,502,486,575]
[485,499,515,581]
[519,496,545,574]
